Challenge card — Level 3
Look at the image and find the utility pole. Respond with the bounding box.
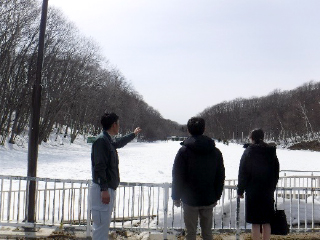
[27,0,49,223]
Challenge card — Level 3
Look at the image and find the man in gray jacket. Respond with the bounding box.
[90,112,141,240]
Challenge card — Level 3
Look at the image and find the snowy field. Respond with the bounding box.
[1,136,320,230]
[1,136,320,182]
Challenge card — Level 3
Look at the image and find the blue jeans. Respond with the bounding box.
[90,183,116,240]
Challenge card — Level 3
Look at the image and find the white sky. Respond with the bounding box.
[49,0,320,124]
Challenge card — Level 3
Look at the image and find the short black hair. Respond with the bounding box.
[101,112,119,130]
[250,128,264,144]
[187,117,205,136]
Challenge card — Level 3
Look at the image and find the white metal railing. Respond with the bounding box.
[1,174,320,238]
[278,170,320,190]
[0,176,90,229]
[225,170,320,190]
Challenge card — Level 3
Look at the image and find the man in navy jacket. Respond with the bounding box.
[172,117,225,240]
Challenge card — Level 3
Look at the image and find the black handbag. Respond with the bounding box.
[271,204,289,235]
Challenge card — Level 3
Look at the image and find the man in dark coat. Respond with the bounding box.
[90,112,141,240]
[237,128,279,240]
[172,117,225,240]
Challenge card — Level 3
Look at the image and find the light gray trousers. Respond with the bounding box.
[183,203,215,240]
[90,183,116,240]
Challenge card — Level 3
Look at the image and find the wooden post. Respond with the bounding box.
[27,0,49,223]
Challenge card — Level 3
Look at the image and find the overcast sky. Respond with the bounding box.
[50,0,320,124]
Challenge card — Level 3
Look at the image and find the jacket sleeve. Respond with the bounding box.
[113,133,136,149]
[92,138,109,190]
[214,149,225,201]
[171,148,186,201]
[237,151,249,196]
[273,154,280,191]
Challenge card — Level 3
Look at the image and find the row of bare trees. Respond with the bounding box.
[200,81,320,144]
[0,0,184,145]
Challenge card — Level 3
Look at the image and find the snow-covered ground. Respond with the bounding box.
[1,136,320,230]
[1,136,320,182]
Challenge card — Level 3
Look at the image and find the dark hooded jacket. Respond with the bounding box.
[237,142,279,197]
[237,142,280,223]
[172,135,225,206]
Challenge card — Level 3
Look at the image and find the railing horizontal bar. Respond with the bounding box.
[281,176,320,179]
[0,222,88,230]
[0,175,89,184]
[281,170,320,173]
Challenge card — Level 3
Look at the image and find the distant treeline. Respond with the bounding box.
[200,81,320,144]
[2,1,317,145]
[0,0,185,145]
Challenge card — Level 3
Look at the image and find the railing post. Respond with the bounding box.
[312,188,314,230]
[163,183,169,240]
[317,177,320,197]
[0,178,3,221]
[221,190,225,229]
[86,181,91,238]
[236,196,240,240]
[7,178,12,222]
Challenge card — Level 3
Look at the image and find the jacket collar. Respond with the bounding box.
[103,130,112,141]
